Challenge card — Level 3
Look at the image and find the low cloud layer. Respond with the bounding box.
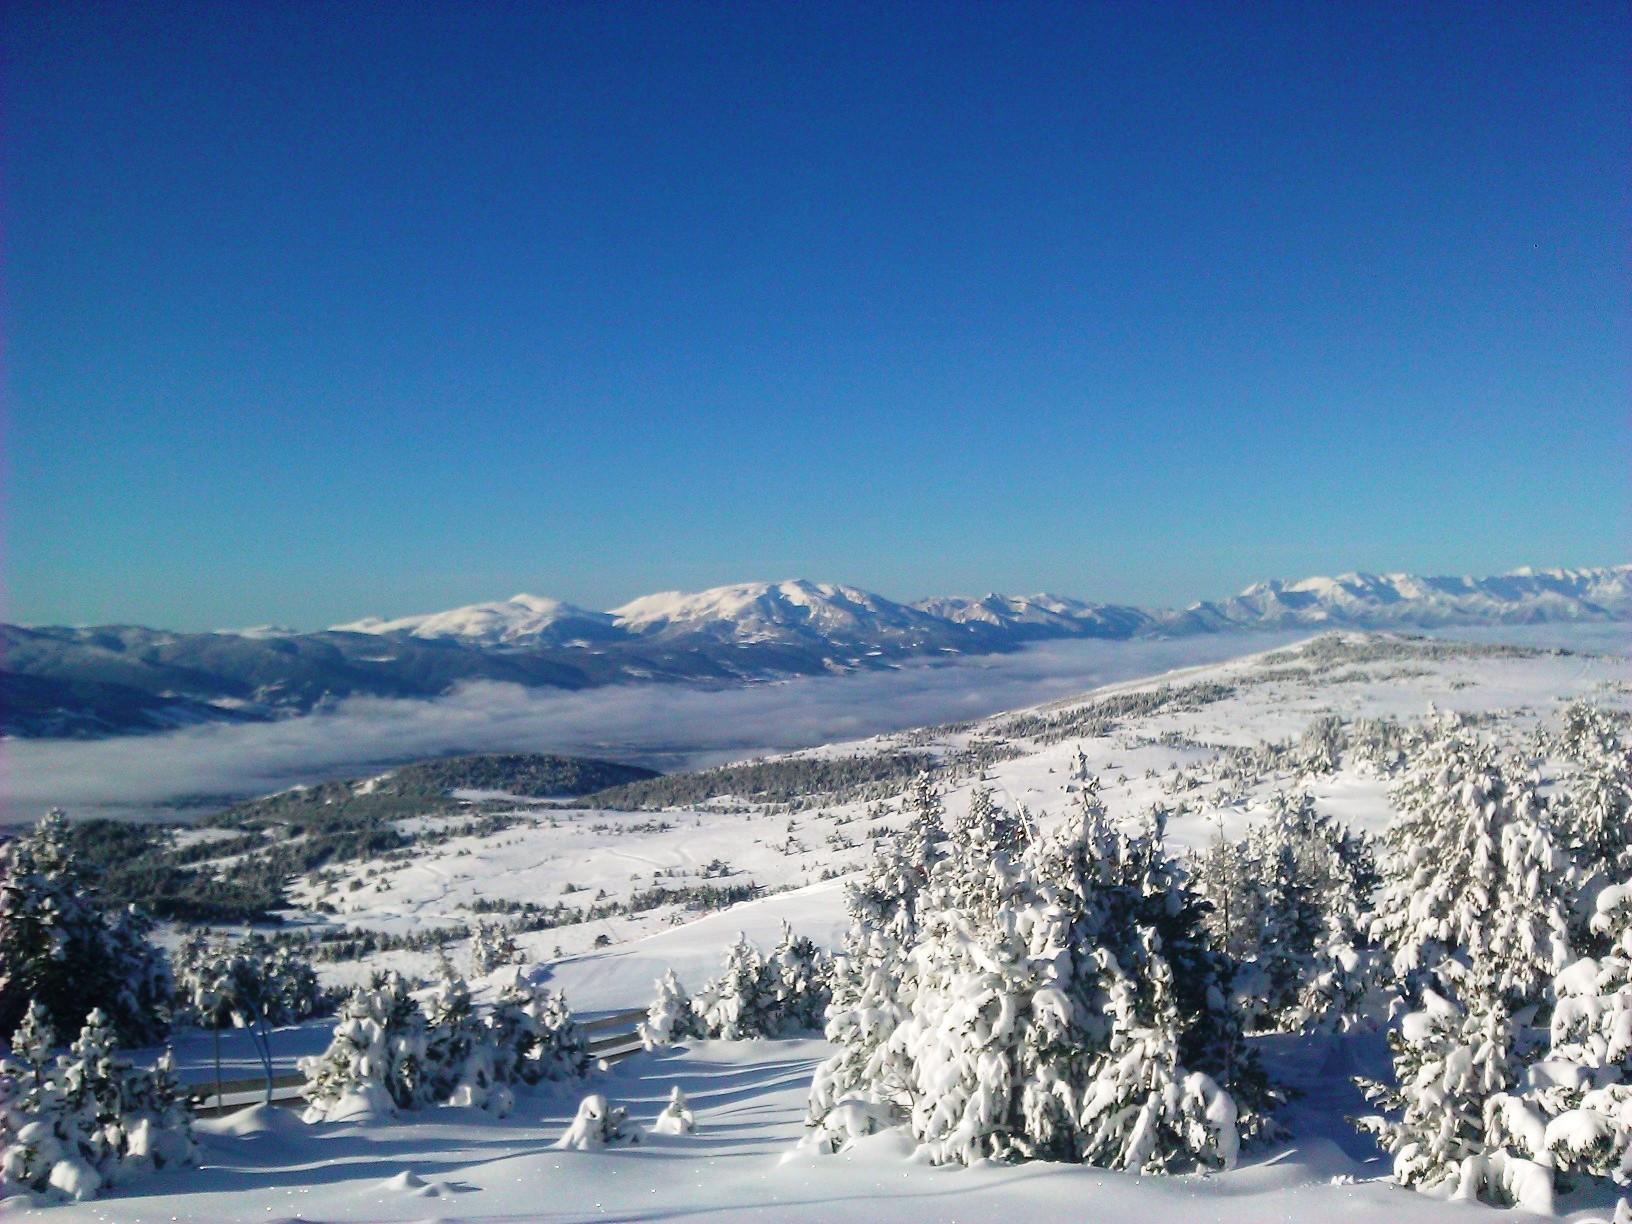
[6,623,1619,825]
[3,635,1314,823]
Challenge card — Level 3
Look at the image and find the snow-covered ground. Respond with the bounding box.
[13,629,1632,1222]
[21,1031,1627,1223]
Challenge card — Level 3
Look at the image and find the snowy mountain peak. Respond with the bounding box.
[333,593,615,646]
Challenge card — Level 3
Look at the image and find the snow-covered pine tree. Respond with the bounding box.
[692,933,775,1039]
[422,972,504,1111]
[637,969,699,1050]
[1076,933,1240,1173]
[1474,883,1632,1188]
[880,784,1264,1169]
[488,973,589,1084]
[0,1008,198,1201]
[763,922,830,1034]
[300,971,431,1121]
[1297,714,1346,775]
[888,784,1034,1165]
[468,921,524,977]
[807,805,942,1138]
[1550,705,1632,950]
[900,772,947,870]
[1372,726,1572,1007]
[0,1003,62,1197]
[0,813,170,1046]
[1356,983,1526,1201]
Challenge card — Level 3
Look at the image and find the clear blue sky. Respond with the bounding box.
[5,1,1627,629]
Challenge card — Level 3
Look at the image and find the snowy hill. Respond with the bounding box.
[333,593,622,647]
[5,563,1626,738]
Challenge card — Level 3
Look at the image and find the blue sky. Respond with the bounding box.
[6,1,1627,629]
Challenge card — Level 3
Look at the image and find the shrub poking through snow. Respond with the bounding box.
[0,1006,196,1203]
[650,1085,696,1136]
[554,1093,639,1149]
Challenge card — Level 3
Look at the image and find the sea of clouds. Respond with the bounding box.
[5,622,1623,825]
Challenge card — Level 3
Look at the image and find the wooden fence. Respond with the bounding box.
[191,1007,649,1116]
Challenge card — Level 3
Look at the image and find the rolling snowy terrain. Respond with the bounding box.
[8,628,1632,1222]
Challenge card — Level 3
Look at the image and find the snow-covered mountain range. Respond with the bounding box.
[6,565,1627,737]
[334,566,1632,646]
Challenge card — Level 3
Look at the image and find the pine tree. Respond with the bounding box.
[489,974,588,1085]
[423,972,504,1112]
[0,1008,197,1201]
[1551,705,1632,950]
[0,813,170,1046]
[468,921,524,977]
[1356,984,1520,1199]
[637,969,699,1050]
[692,934,775,1039]
[871,785,1264,1169]
[1372,727,1572,1007]
[299,972,430,1121]
[763,922,830,1034]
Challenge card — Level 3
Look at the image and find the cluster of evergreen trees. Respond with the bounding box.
[0,813,171,1048]
[1349,703,1632,1210]
[300,967,588,1121]
[805,775,1271,1170]
[0,1005,195,1201]
[638,923,832,1047]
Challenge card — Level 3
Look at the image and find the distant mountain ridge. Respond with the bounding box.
[6,565,1627,738]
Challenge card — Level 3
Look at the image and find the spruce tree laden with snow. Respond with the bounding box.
[488,974,589,1084]
[1474,884,1632,1191]
[1356,983,1529,1203]
[1550,704,1632,949]
[0,1007,196,1203]
[763,922,831,1033]
[469,920,524,977]
[1371,725,1573,1007]
[813,781,1268,1169]
[1192,790,1381,1031]
[0,813,171,1047]
[691,933,772,1040]
[638,969,699,1050]
[423,972,505,1112]
[808,793,943,1132]
[300,971,431,1121]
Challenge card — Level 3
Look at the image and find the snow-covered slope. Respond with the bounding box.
[54,631,1632,1224]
